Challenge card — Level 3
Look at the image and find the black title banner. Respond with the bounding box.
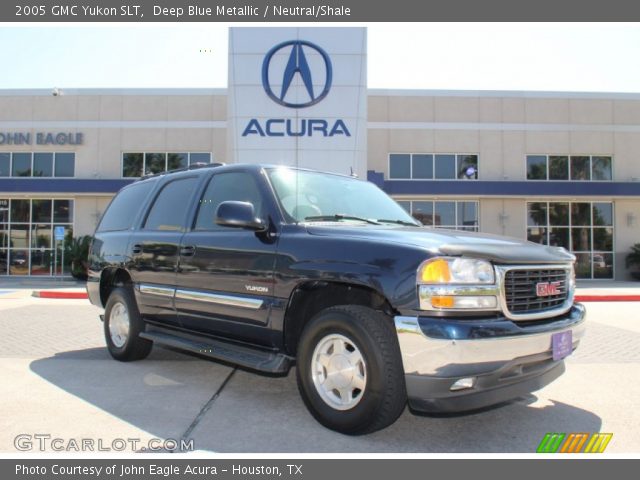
[4,0,640,21]
[3,459,640,480]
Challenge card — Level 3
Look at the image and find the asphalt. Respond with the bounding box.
[0,295,639,453]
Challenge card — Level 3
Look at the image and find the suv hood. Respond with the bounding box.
[305,224,575,264]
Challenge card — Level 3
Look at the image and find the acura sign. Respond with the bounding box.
[242,39,350,138]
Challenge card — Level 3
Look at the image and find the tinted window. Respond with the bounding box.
[123,153,143,178]
[189,153,211,165]
[434,201,456,226]
[195,172,263,230]
[457,155,478,179]
[434,155,456,179]
[54,153,75,177]
[412,154,433,179]
[98,181,155,232]
[12,153,31,177]
[168,153,188,170]
[145,153,166,175]
[549,156,568,180]
[144,177,198,231]
[592,156,612,180]
[0,153,9,176]
[570,156,591,180]
[53,200,73,223]
[389,154,410,179]
[32,200,52,223]
[33,153,53,177]
[526,155,547,180]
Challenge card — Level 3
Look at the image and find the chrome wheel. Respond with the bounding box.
[311,333,367,411]
[109,301,130,348]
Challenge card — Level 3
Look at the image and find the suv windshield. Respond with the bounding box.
[267,168,419,226]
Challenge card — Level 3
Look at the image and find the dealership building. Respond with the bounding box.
[1,27,639,279]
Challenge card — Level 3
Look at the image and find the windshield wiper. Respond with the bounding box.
[304,214,381,225]
[377,219,420,226]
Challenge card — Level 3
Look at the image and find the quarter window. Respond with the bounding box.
[389,153,478,180]
[97,180,156,232]
[526,155,612,181]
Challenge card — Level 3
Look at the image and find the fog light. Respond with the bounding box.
[450,377,476,391]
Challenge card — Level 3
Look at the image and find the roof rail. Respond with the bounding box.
[140,162,226,180]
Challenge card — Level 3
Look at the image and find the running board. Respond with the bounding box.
[140,326,292,374]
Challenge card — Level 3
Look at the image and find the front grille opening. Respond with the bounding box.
[504,269,569,317]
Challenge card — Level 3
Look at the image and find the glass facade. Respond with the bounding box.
[527,201,614,279]
[122,152,212,177]
[0,199,74,276]
[389,154,478,180]
[395,200,479,231]
[526,155,612,181]
[0,153,75,178]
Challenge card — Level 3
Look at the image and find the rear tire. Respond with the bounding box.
[296,305,406,435]
[104,287,152,361]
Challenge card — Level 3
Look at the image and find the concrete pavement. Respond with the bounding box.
[0,296,639,452]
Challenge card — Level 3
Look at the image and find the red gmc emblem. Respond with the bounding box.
[536,281,561,297]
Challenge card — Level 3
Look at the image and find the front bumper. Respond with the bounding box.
[395,303,586,413]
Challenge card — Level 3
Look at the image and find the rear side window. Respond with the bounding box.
[194,172,264,231]
[144,177,199,231]
[97,181,155,232]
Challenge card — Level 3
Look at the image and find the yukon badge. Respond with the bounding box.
[245,285,269,294]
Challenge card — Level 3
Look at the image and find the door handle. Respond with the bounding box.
[131,244,142,255]
[180,245,196,256]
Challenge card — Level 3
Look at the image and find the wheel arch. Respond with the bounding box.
[283,280,397,356]
[99,267,134,306]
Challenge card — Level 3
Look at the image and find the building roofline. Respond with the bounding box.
[367,88,640,100]
[0,88,229,96]
[1,87,640,100]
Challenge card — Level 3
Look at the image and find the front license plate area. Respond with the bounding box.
[551,330,573,361]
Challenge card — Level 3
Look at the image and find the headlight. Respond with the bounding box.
[418,257,495,284]
[417,257,498,311]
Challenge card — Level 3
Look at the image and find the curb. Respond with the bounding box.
[575,295,640,302]
[32,291,89,299]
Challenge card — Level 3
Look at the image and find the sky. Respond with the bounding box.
[0,23,639,92]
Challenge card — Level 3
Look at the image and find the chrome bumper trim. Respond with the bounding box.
[394,312,586,377]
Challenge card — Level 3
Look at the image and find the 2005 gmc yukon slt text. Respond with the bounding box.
[87,163,586,435]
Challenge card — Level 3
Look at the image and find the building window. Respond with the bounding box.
[389,154,478,180]
[0,198,74,276]
[526,155,612,181]
[395,199,479,231]
[122,152,212,178]
[0,152,75,178]
[527,201,614,279]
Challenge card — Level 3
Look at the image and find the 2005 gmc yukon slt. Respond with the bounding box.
[87,163,586,434]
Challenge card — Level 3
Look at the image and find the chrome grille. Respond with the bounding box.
[504,268,569,316]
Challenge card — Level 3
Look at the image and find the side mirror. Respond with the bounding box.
[215,201,266,232]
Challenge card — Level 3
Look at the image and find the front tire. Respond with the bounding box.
[104,287,152,361]
[296,305,407,435]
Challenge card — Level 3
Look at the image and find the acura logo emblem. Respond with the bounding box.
[261,40,333,109]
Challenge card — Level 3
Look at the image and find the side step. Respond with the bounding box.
[140,326,292,374]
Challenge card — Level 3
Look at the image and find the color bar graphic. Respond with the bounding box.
[537,433,613,453]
